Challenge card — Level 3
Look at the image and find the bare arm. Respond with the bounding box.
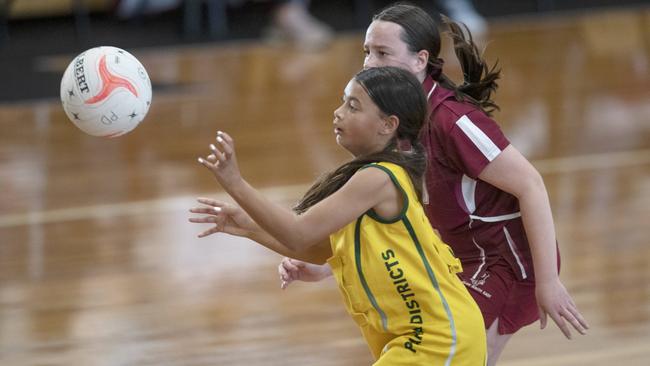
[189,198,331,263]
[480,145,558,282]
[197,131,394,264]
[479,145,589,338]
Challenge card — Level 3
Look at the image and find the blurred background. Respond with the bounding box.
[1,1,649,365]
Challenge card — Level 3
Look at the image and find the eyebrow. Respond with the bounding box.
[342,94,363,109]
[345,95,362,105]
[364,43,392,52]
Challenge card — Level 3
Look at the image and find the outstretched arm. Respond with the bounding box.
[189,198,331,263]
[196,131,392,264]
[479,145,589,339]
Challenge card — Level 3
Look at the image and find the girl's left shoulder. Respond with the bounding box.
[361,162,409,189]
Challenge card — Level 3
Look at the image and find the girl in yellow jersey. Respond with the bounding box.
[189,66,486,365]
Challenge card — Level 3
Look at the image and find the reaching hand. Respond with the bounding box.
[189,198,257,238]
[197,131,242,190]
[536,278,589,339]
[278,257,332,289]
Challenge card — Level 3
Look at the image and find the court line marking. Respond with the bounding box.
[0,148,648,228]
[0,184,310,229]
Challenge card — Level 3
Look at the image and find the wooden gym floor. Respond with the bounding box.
[1,7,649,366]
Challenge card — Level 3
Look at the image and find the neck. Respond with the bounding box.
[350,139,394,158]
[415,70,427,83]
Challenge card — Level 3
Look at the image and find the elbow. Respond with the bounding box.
[283,240,303,252]
[282,220,324,252]
[282,233,316,253]
[515,170,547,200]
[531,170,546,191]
[284,237,329,264]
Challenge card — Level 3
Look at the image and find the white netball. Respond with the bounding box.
[60,46,152,138]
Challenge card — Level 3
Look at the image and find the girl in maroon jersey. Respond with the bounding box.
[277,3,588,365]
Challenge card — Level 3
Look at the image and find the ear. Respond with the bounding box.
[380,115,400,135]
[413,49,430,75]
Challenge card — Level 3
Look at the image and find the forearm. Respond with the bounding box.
[479,147,562,285]
[226,178,317,252]
[248,226,328,264]
[518,179,559,283]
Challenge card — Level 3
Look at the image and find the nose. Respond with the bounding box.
[333,105,343,123]
[363,55,375,69]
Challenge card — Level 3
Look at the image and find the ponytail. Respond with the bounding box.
[437,15,501,115]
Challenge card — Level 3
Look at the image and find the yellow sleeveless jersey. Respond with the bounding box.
[328,162,487,365]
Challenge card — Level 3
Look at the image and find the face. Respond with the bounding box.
[363,20,428,81]
[333,79,393,157]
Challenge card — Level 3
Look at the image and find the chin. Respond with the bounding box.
[336,139,356,155]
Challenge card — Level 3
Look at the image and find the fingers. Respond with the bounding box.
[564,305,589,335]
[198,227,221,238]
[560,310,583,337]
[197,130,234,169]
[278,261,288,278]
[189,211,225,225]
[279,257,299,289]
[196,197,223,207]
[207,131,234,164]
[278,257,294,280]
[283,257,301,274]
[566,297,590,331]
[196,197,230,209]
[573,308,590,332]
[542,304,589,340]
[209,144,226,163]
[538,307,547,330]
[188,216,217,224]
[194,198,240,216]
[189,199,228,237]
[279,259,291,289]
[288,258,306,268]
[189,201,227,217]
[189,207,221,215]
[190,216,224,238]
[197,156,218,170]
[548,311,572,339]
[216,131,234,157]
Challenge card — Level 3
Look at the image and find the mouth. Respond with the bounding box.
[334,127,342,135]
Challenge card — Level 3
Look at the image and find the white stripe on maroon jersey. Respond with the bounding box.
[503,226,528,279]
[426,83,437,100]
[471,238,486,280]
[455,115,501,161]
[461,175,477,214]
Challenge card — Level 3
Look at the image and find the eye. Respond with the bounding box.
[363,49,370,56]
[379,51,388,56]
